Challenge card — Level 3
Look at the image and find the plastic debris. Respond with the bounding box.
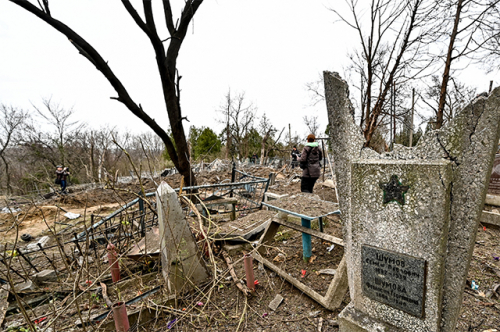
[327,244,335,252]
[64,212,81,219]
[1,207,21,213]
[493,255,499,261]
[262,313,268,318]
[34,317,47,324]
[301,269,306,278]
[471,280,479,290]
[197,302,203,306]
[167,318,177,329]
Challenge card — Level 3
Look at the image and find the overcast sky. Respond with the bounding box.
[0,0,498,140]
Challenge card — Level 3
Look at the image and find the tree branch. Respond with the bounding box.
[9,0,179,169]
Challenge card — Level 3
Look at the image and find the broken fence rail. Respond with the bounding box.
[77,174,271,241]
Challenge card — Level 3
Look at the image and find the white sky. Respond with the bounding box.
[0,0,499,140]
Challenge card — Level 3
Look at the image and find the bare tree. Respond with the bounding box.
[303,115,319,136]
[332,0,438,148]
[7,0,204,186]
[32,98,85,167]
[434,0,500,128]
[0,105,27,194]
[258,113,277,165]
[217,90,256,160]
[422,75,477,127]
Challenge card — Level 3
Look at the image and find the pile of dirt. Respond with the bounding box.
[268,193,339,217]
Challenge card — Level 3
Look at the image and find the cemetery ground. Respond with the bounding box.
[0,165,499,331]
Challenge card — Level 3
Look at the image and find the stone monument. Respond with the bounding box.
[325,71,500,331]
[157,182,210,294]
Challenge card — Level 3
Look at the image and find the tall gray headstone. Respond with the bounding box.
[157,182,209,294]
[325,71,500,331]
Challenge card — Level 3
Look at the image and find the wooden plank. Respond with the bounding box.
[481,210,500,227]
[257,219,280,255]
[253,252,326,305]
[272,219,344,246]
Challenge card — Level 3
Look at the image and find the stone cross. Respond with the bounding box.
[325,71,500,332]
[156,182,209,294]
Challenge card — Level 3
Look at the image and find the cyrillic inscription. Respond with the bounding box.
[362,245,426,317]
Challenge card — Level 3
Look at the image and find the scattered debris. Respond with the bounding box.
[309,310,321,317]
[273,253,286,262]
[222,251,251,296]
[318,269,336,276]
[127,227,160,259]
[20,234,32,242]
[32,270,57,286]
[269,294,284,311]
[64,212,81,219]
[1,207,21,213]
[321,179,335,188]
[26,235,50,252]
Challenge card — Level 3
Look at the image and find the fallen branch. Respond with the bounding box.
[221,251,250,296]
[100,282,113,307]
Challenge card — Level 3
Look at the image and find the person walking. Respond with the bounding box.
[299,134,322,193]
[55,165,70,194]
[290,146,300,169]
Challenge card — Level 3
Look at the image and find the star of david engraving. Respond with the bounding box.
[379,175,409,205]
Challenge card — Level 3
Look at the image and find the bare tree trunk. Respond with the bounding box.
[436,0,463,129]
[259,131,271,166]
[9,0,203,186]
[1,155,11,195]
[363,1,420,147]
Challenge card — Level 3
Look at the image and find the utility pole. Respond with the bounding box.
[409,88,415,147]
[225,103,231,160]
[393,83,396,150]
[289,123,291,148]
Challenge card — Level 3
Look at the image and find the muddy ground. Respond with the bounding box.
[0,166,499,331]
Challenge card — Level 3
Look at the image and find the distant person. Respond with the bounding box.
[55,165,70,194]
[251,153,258,164]
[299,134,322,193]
[290,146,300,169]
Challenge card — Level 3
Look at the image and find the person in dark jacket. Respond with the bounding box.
[55,165,70,194]
[299,134,322,193]
[290,146,300,169]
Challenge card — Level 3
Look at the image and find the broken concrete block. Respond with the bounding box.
[33,270,57,285]
[321,179,335,188]
[26,235,50,252]
[15,280,35,292]
[269,294,284,311]
[157,182,210,294]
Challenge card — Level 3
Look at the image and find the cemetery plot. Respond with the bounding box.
[0,161,500,331]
